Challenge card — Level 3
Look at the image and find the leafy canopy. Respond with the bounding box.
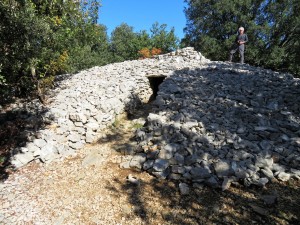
[183,0,300,76]
[0,1,180,103]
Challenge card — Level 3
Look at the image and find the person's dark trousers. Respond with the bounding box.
[229,44,245,63]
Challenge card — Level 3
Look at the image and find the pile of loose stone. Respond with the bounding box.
[10,47,300,189]
[127,61,300,190]
[10,47,208,168]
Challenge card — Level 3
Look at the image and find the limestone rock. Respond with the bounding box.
[11,153,35,168]
[277,172,291,182]
[190,167,211,179]
[153,159,169,172]
[179,183,190,195]
[214,161,234,178]
[130,154,147,169]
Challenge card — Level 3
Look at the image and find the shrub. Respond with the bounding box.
[151,47,162,56]
[138,48,151,59]
[138,47,162,59]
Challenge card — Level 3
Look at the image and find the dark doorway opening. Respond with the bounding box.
[148,76,166,102]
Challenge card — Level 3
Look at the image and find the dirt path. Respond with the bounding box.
[0,104,300,225]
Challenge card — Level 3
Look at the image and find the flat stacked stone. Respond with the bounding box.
[10,47,209,168]
[132,61,300,188]
[9,47,300,189]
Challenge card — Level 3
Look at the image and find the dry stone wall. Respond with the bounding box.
[130,61,300,189]
[10,47,300,189]
[11,47,208,168]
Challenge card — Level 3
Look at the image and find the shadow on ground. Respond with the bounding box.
[0,74,75,181]
[106,172,299,225]
[0,101,48,181]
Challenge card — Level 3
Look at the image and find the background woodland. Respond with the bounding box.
[0,0,299,103]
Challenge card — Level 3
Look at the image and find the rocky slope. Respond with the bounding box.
[10,47,208,167]
[131,61,300,189]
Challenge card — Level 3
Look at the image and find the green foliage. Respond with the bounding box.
[0,0,50,80]
[0,156,5,164]
[37,75,55,98]
[68,45,111,73]
[111,115,124,129]
[110,23,138,62]
[184,0,300,76]
[131,123,144,130]
[0,0,106,100]
[0,0,181,102]
[150,22,179,53]
[0,75,5,86]
[0,65,5,85]
[134,30,152,51]
[110,22,179,62]
[0,64,10,102]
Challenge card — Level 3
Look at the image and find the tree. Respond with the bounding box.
[184,0,300,76]
[80,0,101,24]
[109,22,180,62]
[110,23,138,62]
[150,22,179,53]
[68,24,112,71]
[184,0,263,62]
[0,0,108,102]
[257,0,300,75]
[0,0,51,97]
[133,30,152,53]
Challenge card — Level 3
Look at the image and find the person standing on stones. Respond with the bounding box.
[229,27,248,64]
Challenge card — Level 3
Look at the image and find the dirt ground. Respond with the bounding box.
[0,104,300,225]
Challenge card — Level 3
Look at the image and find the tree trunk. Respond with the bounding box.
[31,66,46,105]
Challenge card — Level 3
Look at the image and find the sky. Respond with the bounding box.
[98,0,187,39]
